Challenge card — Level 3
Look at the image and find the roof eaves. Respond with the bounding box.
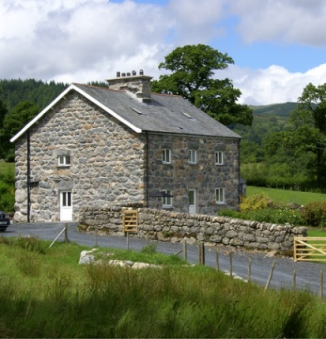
[10,84,142,143]
[10,85,74,143]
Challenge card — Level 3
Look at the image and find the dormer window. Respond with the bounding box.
[58,155,70,167]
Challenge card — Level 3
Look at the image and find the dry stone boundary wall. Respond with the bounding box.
[79,205,308,251]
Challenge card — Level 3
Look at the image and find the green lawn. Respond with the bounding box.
[247,186,326,205]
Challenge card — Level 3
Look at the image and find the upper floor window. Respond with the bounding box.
[215,188,225,204]
[162,190,173,207]
[58,155,71,167]
[215,151,224,165]
[162,149,171,164]
[188,149,197,164]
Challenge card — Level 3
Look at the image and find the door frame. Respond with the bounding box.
[60,190,73,221]
[188,189,197,214]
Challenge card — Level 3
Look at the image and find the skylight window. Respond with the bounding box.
[131,107,145,115]
[182,112,193,119]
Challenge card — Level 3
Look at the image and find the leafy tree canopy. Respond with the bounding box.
[0,99,8,129]
[3,101,39,138]
[264,82,326,186]
[0,101,39,160]
[151,44,253,126]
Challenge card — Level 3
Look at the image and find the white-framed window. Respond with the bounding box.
[215,151,224,165]
[162,190,173,207]
[58,155,71,167]
[188,149,197,164]
[215,188,225,204]
[162,149,171,164]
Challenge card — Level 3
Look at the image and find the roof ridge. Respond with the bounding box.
[72,83,126,93]
[150,92,182,98]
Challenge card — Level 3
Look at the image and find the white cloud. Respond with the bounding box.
[230,0,326,46]
[225,63,326,105]
[0,0,172,81]
[1,0,326,106]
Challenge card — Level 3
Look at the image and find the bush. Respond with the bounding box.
[240,194,275,212]
[219,207,304,225]
[300,202,326,227]
[140,243,157,255]
[218,194,304,225]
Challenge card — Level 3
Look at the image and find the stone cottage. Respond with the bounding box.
[10,71,241,222]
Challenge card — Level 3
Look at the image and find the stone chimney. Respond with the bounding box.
[106,70,153,102]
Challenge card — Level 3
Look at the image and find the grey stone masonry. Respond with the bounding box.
[146,132,240,215]
[14,93,146,222]
[79,205,308,251]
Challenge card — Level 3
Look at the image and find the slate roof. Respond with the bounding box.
[11,83,241,142]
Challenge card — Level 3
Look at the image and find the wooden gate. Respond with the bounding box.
[294,237,326,262]
[122,209,138,233]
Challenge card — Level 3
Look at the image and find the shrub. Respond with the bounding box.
[300,202,326,227]
[140,243,157,255]
[240,194,275,212]
[219,207,304,225]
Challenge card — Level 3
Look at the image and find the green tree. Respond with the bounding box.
[151,44,253,126]
[263,83,326,189]
[0,101,39,160]
[0,99,8,129]
[289,83,326,185]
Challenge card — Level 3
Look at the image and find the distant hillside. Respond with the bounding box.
[0,79,68,112]
[250,102,298,117]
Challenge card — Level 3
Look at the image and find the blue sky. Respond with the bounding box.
[1,0,326,105]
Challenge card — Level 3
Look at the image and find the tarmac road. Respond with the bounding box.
[2,221,326,295]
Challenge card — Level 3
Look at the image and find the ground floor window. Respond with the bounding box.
[215,188,225,204]
[162,190,173,207]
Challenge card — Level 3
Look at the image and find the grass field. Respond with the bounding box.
[0,161,14,173]
[247,186,326,205]
[1,236,326,338]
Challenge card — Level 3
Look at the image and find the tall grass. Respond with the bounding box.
[1,237,326,337]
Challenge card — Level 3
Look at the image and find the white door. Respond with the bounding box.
[60,191,72,221]
[188,189,196,214]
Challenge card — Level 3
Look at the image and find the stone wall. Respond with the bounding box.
[79,206,307,251]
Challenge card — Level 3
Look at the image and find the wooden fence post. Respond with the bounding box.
[229,252,233,278]
[248,257,252,282]
[320,270,323,300]
[198,242,205,265]
[293,268,296,291]
[215,247,219,272]
[265,260,276,291]
[64,223,69,243]
[183,239,187,261]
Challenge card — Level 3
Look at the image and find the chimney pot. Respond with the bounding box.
[116,71,121,77]
[127,72,131,76]
[122,73,126,77]
[139,69,144,75]
[132,70,136,76]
